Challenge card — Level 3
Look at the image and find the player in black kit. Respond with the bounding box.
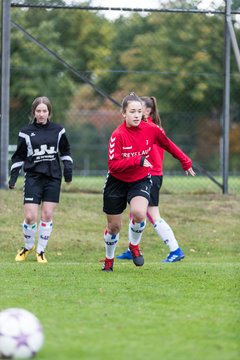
[9,96,73,263]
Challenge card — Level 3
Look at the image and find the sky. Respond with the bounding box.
[68,1,224,11]
[81,1,224,19]
[91,0,162,19]
[93,0,224,19]
[89,0,224,10]
[88,0,224,7]
[66,1,225,20]
[92,0,161,7]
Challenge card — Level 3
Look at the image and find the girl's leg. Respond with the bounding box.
[36,202,57,261]
[23,203,39,249]
[104,214,122,259]
[16,170,39,261]
[15,203,38,261]
[102,214,122,271]
[148,206,185,262]
[147,206,179,252]
[116,207,132,260]
[128,196,148,266]
[129,196,148,245]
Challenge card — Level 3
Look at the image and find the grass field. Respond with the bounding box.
[0,185,239,360]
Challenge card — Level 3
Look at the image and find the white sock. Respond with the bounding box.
[36,221,53,254]
[23,221,37,250]
[153,218,179,252]
[104,230,119,259]
[128,219,146,246]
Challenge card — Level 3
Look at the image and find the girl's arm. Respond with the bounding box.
[155,127,193,172]
[108,133,145,173]
[59,130,73,183]
[8,136,27,188]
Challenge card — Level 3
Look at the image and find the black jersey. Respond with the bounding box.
[9,120,73,187]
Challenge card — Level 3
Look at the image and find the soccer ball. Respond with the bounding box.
[0,308,44,359]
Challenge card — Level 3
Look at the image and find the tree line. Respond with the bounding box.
[8,0,240,172]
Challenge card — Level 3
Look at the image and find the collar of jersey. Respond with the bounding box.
[33,119,50,128]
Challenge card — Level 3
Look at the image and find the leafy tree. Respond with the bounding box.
[232,0,240,10]
[10,4,114,137]
[96,13,154,94]
[110,12,226,112]
[8,2,240,172]
[10,7,77,137]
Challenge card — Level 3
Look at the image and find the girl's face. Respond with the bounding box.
[142,103,151,118]
[123,101,142,128]
[34,103,49,124]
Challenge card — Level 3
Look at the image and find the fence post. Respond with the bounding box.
[0,0,11,189]
[222,0,231,194]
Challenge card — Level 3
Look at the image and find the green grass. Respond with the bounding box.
[0,187,239,360]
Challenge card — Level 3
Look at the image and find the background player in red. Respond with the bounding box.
[102,93,195,271]
[117,96,185,263]
[9,96,73,263]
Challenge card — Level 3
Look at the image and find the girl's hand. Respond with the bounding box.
[185,167,196,176]
[143,158,153,168]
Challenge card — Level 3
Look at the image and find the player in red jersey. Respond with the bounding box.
[116,96,186,262]
[102,93,195,271]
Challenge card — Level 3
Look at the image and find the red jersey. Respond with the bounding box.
[146,117,164,176]
[108,120,192,182]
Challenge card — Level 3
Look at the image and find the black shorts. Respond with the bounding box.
[23,173,61,204]
[103,173,152,215]
[149,175,163,206]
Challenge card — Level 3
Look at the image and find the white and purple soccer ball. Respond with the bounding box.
[0,308,44,359]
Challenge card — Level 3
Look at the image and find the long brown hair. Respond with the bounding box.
[140,96,161,126]
[31,96,52,120]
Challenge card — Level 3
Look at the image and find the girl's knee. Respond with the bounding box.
[132,211,146,223]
